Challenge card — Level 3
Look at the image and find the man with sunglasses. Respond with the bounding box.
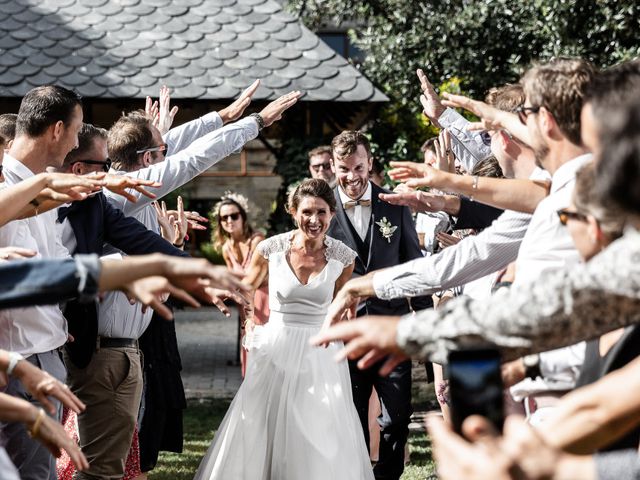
[308,145,336,187]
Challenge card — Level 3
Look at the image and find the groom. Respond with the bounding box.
[326,131,432,479]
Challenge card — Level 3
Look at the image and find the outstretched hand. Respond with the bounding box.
[259,91,303,127]
[219,80,260,124]
[101,174,162,202]
[379,190,447,214]
[157,85,179,135]
[32,411,89,470]
[417,69,446,127]
[12,360,85,414]
[310,315,407,376]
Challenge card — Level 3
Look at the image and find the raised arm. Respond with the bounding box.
[388,162,549,213]
[110,90,301,215]
[416,69,491,172]
[162,80,260,154]
[0,172,104,225]
[312,230,640,368]
[540,355,640,454]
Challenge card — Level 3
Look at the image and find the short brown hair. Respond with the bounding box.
[331,130,372,162]
[471,155,504,179]
[308,145,332,161]
[522,57,597,146]
[0,113,17,143]
[108,111,153,171]
[63,123,107,169]
[574,162,625,241]
[287,178,336,214]
[585,59,640,119]
[485,84,525,112]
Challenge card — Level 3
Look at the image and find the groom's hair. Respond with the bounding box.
[331,130,372,161]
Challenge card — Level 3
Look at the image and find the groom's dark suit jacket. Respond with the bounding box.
[60,192,186,368]
[327,182,433,315]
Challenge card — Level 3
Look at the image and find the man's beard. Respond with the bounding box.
[533,141,550,170]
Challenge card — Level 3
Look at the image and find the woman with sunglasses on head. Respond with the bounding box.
[212,192,269,377]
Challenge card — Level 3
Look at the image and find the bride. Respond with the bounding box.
[194,179,374,479]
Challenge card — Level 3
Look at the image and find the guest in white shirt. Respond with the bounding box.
[67,86,300,479]
[0,85,83,480]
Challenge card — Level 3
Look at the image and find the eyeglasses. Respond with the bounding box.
[220,212,241,222]
[311,162,332,172]
[557,208,588,225]
[516,106,541,124]
[71,158,112,172]
[480,131,492,146]
[136,144,168,155]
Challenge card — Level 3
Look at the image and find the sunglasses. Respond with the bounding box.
[311,162,332,172]
[136,144,168,155]
[220,212,241,222]
[557,208,588,225]
[480,131,492,146]
[71,158,112,172]
[516,106,541,124]
[0,164,3,176]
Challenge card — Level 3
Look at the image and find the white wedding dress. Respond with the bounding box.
[194,232,375,480]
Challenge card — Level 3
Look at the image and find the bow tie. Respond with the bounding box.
[344,199,371,210]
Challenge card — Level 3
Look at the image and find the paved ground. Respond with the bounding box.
[175,306,243,399]
[176,306,431,431]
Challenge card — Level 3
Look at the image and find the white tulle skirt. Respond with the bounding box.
[193,313,375,480]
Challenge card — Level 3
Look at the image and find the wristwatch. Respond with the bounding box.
[6,352,24,376]
[249,112,265,131]
[522,353,541,380]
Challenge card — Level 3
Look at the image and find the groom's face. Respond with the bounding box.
[331,144,372,200]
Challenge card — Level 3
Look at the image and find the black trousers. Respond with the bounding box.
[349,358,412,480]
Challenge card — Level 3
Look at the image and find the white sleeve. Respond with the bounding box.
[106,116,259,216]
[438,107,492,172]
[163,111,223,154]
[373,209,531,299]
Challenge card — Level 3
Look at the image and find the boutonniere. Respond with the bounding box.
[375,217,397,243]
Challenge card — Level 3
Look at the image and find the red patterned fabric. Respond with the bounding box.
[57,408,142,480]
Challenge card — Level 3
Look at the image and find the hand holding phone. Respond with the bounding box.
[448,348,505,436]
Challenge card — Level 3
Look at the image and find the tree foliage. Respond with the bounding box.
[287,0,638,159]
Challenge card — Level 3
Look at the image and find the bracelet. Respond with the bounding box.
[249,112,265,131]
[28,408,45,438]
[470,175,479,201]
[6,352,24,376]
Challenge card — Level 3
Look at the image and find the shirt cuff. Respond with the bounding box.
[437,107,461,128]
[202,111,223,131]
[373,269,396,300]
[73,254,101,303]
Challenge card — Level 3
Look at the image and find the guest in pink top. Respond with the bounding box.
[213,192,269,377]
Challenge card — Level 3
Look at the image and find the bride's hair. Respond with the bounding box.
[287,178,336,214]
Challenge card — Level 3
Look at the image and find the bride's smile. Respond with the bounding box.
[294,196,334,241]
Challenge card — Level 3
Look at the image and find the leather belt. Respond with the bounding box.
[99,337,138,349]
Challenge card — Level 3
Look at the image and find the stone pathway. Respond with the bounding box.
[175,306,243,399]
[176,306,431,432]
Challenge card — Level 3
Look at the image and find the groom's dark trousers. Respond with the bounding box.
[328,182,432,480]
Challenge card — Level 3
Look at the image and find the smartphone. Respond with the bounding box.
[448,348,504,436]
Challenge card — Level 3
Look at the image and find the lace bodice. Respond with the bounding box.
[256,232,356,324]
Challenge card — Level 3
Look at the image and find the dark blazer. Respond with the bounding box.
[60,193,187,368]
[327,182,433,316]
[454,197,504,231]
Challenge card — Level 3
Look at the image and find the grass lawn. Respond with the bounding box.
[151,363,437,479]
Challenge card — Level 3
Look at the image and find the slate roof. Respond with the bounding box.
[0,0,387,102]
